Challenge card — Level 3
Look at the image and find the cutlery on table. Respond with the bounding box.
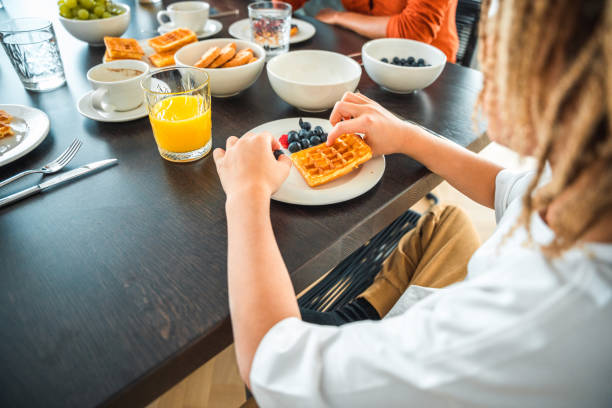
[0,158,118,208]
[211,9,239,18]
[0,139,83,188]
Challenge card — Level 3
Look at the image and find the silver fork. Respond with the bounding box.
[0,139,83,188]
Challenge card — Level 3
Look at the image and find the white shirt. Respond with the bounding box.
[250,170,612,407]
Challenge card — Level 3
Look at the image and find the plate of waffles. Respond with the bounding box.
[246,117,385,205]
[228,18,316,44]
[158,19,223,39]
[103,28,199,69]
[0,105,50,167]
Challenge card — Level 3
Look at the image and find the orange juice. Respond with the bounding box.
[149,95,211,153]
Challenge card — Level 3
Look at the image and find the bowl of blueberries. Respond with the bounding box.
[361,38,446,94]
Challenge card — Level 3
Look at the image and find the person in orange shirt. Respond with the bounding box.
[287,0,458,63]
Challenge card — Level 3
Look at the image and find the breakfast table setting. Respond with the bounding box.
[0,0,487,406]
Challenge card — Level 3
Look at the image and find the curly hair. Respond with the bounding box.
[478,0,612,255]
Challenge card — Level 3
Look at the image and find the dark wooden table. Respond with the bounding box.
[0,1,486,407]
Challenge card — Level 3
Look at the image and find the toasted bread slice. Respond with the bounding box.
[194,46,221,68]
[208,43,236,68]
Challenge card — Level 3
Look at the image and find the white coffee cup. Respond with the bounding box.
[157,1,209,33]
[87,60,150,113]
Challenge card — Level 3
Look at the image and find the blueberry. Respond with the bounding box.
[299,118,311,131]
[392,56,400,65]
[313,125,324,136]
[381,57,389,63]
[309,136,321,145]
[300,138,310,149]
[273,149,284,160]
[298,128,309,139]
[417,58,425,66]
[400,58,407,65]
[288,141,301,153]
[407,56,415,65]
[287,132,300,144]
[320,132,328,143]
[288,129,299,140]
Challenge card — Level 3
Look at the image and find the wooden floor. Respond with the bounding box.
[146,142,535,407]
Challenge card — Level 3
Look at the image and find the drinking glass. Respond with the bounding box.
[248,1,292,60]
[141,67,212,163]
[0,18,66,92]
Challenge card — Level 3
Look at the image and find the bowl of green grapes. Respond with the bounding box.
[58,0,130,46]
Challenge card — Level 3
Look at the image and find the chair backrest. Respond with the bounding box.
[455,0,482,67]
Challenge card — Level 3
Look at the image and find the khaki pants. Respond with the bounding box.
[360,204,481,317]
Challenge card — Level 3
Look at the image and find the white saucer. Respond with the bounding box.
[229,18,316,44]
[158,19,223,39]
[0,104,50,167]
[246,117,385,206]
[77,91,148,123]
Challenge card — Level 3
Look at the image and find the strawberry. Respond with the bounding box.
[279,134,289,149]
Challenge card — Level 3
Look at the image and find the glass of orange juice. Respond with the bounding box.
[141,67,211,162]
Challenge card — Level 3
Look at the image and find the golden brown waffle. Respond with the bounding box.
[149,51,175,67]
[290,133,372,187]
[148,28,197,53]
[0,124,14,139]
[0,109,12,124]
[104,37,145,60]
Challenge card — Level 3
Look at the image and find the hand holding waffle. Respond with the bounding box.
[327,92,414,156]
[213,132,291,199]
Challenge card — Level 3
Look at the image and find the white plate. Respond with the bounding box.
[157,19,223,39]
[77,91,148,123]
[246,117,385,206]
[228,18,316,44]
[0,104,50,167]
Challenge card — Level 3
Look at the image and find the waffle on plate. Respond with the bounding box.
[148,28,197,54]
[290,133,372,187]
[103,37,145,60]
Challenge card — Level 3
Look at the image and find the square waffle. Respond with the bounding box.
[148,28,197,53]
[290,133,372,187]
[149,51,175,67]
[104,37,145,60]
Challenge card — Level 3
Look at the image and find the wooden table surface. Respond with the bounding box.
[0,1,486,407]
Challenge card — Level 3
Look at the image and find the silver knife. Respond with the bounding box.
[0,159,118,208]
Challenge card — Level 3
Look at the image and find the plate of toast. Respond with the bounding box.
[246,117,385,205]
[103,28,199,69]
[228,18,316,44]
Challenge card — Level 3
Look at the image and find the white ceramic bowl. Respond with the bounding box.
[266,50,361,112]
[362,38,446,94]
[174,38,266,98]
[58,4,130,46]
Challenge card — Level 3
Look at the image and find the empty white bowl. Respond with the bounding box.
[362,38,446,94]
[174,38,266,97]
[58,4,130,46]
[266,50,361,112]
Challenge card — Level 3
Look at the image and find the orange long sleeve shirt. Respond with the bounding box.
[288,0,459,62]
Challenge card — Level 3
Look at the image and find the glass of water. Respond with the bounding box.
[0,18,66,92]
[248,1,292,60]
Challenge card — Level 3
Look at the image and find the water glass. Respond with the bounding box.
[248,1,292,60]
[141,67,212,163]
[0,18,66,92]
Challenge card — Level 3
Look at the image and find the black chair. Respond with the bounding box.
[455,0,482,67]
[298,193,438,313]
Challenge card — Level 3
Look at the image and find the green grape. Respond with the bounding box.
[71,8,79,18]
[59,4,70,15]
[57,0,65,6]
[77,8,89,19]
[65,0,77,7]
[88,13,98,19]
[79,0,94,10]
[102,11,111,18]
[93,5,104,17]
